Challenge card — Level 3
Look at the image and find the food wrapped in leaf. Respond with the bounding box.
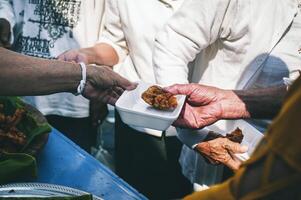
[0,97,51,155]
[0,97,51,184]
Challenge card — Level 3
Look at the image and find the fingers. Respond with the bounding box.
[224,155,242,171]
[57,51,76,62]
[195,138,246,170]
[173,103,211,129]
[223,141,247,170]
[224,140,248,154]
[99,88,120,105]
[164,84,196,96]
[57,52,67,61]
[111,72,137,91]
[112,86,124,96]
[172,103,199,129]
[57,50,86,63]
[0,19,11,47]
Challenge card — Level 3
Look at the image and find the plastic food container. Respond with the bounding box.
[115,82,186,131]
[177,119,264,161]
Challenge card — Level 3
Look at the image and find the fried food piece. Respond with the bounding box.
[0,107,27,153]
[225,128,244,143]
[141,85,178,110]
[0,128,27,146]
[204,128,244,144]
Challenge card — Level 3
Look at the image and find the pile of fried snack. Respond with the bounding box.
[0,104,27,153]
[142,85,178,110]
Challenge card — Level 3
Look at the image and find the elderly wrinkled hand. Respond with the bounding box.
[0,18,11,48]
[195,137,248,170]
[164,83,249,129]
[83,65,137,105]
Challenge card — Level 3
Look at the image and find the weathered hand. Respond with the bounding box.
[164,83,249,129]
[0,18,11,48]
[83,65,137,105]
[58,48,94,64]
[195,138,248,170]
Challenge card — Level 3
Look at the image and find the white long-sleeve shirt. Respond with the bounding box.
[153,0,301,185]
[99,0,184,137]
[0,0,105,117]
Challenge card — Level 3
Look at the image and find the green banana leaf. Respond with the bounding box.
[0,153,36,184]
[0,96,51,184]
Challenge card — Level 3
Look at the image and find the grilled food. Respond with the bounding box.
[141,85,178,110]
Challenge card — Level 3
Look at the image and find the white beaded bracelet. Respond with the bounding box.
[75,62,87,96]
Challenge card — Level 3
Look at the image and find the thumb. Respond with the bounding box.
[113,74,137,91]
[164,84,196,96]
[57,54,66,61]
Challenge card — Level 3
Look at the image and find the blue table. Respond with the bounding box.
[36,128,147,200]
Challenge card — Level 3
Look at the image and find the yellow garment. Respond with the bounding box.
[185,77,301,200]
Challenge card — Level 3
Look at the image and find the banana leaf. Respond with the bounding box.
[0,96,51,184]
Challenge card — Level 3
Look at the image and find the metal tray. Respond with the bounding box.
[0,183,102,199]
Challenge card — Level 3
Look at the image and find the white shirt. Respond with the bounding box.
[153,0,301,185]
[99,0,184,136]
[0,0,105,117]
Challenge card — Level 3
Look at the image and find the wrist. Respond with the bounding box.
[85,64,99,88]
[220,90,251,119]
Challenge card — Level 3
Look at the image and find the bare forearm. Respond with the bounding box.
[84,43,119,67]
[233,86,286,119]
[0,47,80,96]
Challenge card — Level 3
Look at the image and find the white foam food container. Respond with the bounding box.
[115,82,186,131]
[177,119,264,161]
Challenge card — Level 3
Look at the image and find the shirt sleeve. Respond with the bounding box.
[153,0,232,85]
[0,0,16,44]
[98,0,128,64]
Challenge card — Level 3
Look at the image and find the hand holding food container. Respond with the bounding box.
[116,82,263,167]
[116,82,252,131]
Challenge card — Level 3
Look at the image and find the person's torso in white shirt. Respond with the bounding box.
[105,0,184,83]
[180,0,301,186]
[100,0,184,136]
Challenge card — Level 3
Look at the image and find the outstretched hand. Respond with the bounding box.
[83,65,137,105]
[196,138,248,170]
[165,83,249,129]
